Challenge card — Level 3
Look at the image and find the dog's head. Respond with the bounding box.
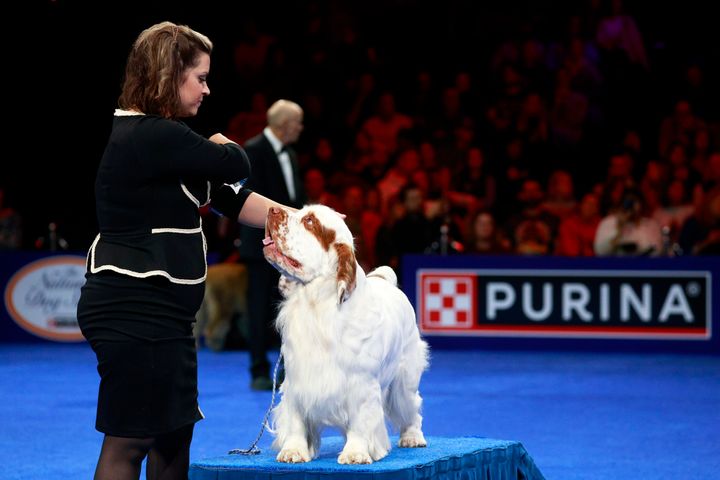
[263,204,357,304]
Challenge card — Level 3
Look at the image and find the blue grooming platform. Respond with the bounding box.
[189,435,545,479]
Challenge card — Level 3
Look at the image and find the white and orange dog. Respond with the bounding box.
[262,204,429,464]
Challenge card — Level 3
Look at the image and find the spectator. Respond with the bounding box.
[594,186,663,256]
[555,192,601,256]
[377,147,421,215]
[383,184,435,277]
[304,168,341,211]
[542,169,577,221]
[455,146,497,212]
[360,91,413,158]
[504,179,560,254]
[652,179,695,242]
[678,186,720,255]
[465,210,511,255]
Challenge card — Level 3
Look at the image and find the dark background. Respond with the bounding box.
[7,0,718,252]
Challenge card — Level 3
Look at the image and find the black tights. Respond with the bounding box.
[94,424,194,480]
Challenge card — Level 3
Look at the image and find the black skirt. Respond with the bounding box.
[77,271,205,437]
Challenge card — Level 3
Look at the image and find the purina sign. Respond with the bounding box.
[418,268,711,340]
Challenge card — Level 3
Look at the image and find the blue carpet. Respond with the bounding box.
[190,436,543,479]
[0,343,719,479]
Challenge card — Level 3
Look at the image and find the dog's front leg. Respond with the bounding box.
[273,402,313,463]
[338,385,389,464]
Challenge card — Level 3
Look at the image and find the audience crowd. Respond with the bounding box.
[7,1,720,273]
[205,0,720,274]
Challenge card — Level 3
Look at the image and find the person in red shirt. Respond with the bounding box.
[555,192,601,256]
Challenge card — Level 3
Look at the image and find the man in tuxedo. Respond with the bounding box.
[239,99,306,390]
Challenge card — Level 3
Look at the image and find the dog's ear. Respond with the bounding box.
[334,242,357,304]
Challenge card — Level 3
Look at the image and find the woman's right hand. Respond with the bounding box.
[209,133,236,145]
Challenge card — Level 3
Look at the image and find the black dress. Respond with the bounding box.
[78,110,252,437]
[78,272,205,436]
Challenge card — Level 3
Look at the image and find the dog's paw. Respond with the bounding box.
[338,450,373,464]
[398,432,427,448]
[277,448,310,463]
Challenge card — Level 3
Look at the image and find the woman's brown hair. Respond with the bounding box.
[118,21,213,118]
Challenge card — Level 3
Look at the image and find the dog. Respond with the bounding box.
[194,262,248,351]
[262,204,429,464]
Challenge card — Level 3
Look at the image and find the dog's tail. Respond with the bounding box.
[367,265,397,286]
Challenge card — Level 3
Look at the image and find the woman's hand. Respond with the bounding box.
[209,133,236,145]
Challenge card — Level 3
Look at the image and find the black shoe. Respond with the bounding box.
[251,376,274,391]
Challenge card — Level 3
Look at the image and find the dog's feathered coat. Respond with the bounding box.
[262,204,429,464]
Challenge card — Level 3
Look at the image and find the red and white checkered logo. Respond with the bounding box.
[420,273,476,331]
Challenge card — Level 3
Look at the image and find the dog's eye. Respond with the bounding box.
[304,216,314,226]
